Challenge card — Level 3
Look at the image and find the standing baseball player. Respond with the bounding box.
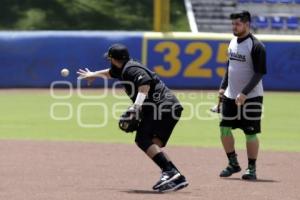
[77,43,188,192]
[218,11,266,180]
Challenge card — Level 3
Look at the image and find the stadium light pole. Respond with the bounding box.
[153,0,170,32]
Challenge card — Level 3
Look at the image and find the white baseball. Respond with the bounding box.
[61,68,70,77]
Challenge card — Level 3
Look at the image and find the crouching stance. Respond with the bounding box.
[77,43,188,192]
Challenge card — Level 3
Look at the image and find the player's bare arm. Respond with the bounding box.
[77,68,112,85]
[77,68,112,79]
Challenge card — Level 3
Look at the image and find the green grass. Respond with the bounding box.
[0,89,300,152]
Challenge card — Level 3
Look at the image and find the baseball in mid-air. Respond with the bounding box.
[61,68,70,77]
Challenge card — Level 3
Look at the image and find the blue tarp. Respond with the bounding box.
[0,31,142,87]
[0,31,299,90]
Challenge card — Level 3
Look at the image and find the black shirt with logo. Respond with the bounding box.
[109,59,183,112]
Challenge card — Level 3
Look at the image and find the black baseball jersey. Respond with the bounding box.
[109,59,183,111]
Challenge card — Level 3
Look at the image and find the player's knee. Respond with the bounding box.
[152,137,163,148]
[220,126,232,137]
[135,137,152,152]
[245,134,258,142]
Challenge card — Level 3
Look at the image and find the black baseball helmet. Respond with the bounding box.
[104,43,130,60]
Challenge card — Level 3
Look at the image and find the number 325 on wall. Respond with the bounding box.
[153,41,228,78]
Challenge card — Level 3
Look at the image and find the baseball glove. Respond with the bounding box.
[119,105,141,133]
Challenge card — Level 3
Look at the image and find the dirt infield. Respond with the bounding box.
[0,140,299,200]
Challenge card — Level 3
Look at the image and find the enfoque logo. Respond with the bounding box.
[49,79,263,128]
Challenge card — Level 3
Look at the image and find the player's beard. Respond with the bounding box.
[110,63,123,78]
[233,27,247,37]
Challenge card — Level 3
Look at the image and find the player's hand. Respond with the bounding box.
[210,89,225,113]
[218,89,225,99]
[126,104,142,120]
[235,93,247,106]
[77,68,96,86]
[119,105,142,133]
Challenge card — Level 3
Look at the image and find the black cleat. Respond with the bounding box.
[152,169,180,190]
[219,165,241,177]
[158,175,189,193]
[242,168,257,180]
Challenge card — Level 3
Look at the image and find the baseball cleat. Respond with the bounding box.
[152,169,180,190]
[242,167,257,180]
[219,164,241,177]
[158,175,189,193]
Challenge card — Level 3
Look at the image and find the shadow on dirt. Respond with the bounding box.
[122,190,162,194]
[122,189,191,194]
[221,177,279,183]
